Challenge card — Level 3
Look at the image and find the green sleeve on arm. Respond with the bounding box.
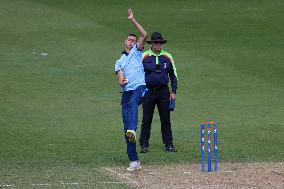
[165,52,178,80]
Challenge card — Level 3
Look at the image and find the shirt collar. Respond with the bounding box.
[121,50,129,56]
[148,49,165,56]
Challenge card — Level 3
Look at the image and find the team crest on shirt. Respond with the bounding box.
[164,63,167,68]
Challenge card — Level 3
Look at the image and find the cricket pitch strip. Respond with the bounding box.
[102,162,283,189]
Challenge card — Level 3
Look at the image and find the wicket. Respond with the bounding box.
[200,122,218,173]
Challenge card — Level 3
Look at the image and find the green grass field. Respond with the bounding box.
[1,0,283,188]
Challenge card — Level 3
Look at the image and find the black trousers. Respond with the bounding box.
[139,86,174,148]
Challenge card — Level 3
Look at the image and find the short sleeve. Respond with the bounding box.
[131,44,140,53]
[114,59,122,74]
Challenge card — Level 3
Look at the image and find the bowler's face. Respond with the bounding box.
[125,36,137,50]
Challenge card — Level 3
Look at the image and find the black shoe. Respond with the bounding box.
[165,145,177,152]
[140,146,149,153]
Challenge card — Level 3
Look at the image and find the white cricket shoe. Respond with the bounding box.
[127,161,141,171]
[126,130,136,143]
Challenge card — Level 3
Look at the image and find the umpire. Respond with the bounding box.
[139,32,178,153]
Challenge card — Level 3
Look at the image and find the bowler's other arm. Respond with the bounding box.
[127,9,147,50]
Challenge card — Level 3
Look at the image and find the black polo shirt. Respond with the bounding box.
[142,49,178,93]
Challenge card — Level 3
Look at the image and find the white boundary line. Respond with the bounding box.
[1,184,14,187]
[60,182,79,185]
[1,172,136,187]
[31,183,50,186]
[103,167,140,187]
[1,182,103,187]
[99,181,122,184]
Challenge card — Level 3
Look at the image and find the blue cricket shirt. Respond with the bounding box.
[114,44,146,91]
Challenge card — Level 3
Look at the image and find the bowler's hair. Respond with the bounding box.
[127,33,137,38]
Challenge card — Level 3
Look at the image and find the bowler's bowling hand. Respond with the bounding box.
[123,77,128,85]
[119,77,128,87]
